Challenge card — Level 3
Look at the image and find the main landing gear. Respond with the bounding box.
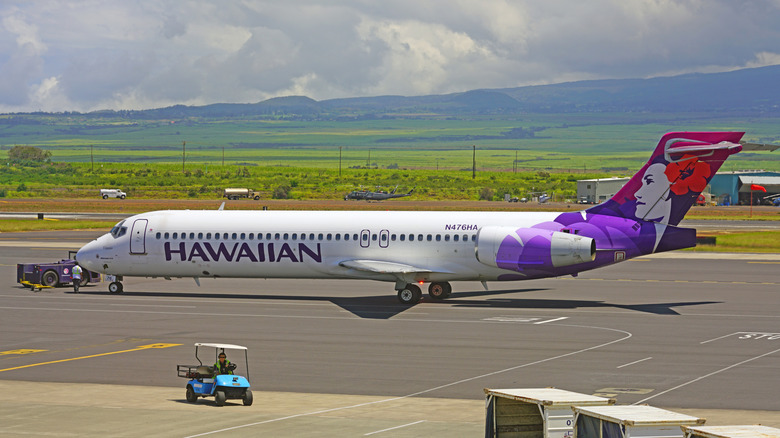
[396,282,452,304]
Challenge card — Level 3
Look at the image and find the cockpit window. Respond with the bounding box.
[110,220,127,238]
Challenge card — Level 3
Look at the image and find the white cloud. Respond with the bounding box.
[0,0,778,112]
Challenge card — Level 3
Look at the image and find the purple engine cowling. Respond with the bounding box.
[476,226,596,272]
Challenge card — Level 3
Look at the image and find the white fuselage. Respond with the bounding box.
[75,209,568,284]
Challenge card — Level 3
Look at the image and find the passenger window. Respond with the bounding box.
[453,234,459,242]
[471,235,476,242]
[164,232,170,239]
[190,233,195,239]
[283,233,289,240]
[214,233,219,240]
[436,234,441,241]
[266,233,272,240]
[240,233,245,239]
[300,234,306,241]
[371,234,377,241]
[352,233,358,240]
[198,232,203,239]
[318,233,324,240]
[381,234,387,241]
[232,233,237,240]
[444,234,450,241]
[156,232,161,239]
[275,233,281,240]
[223,233,228,240]
[327,233,332,241]
[248,233,254,240]
[292,233,297,240]
[173,232,178,239]
[426,234,432,242]
[462,234,468,241]
[391,234,396,241]
[335,234,341,241]
[362,234,368,241]
[310,233,316,240]
[206,233,212,239]
[343,234,349,241]
[418,234,423,241]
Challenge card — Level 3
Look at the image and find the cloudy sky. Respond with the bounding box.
[2,0,779,113]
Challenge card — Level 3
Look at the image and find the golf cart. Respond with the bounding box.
[177,343,253,406]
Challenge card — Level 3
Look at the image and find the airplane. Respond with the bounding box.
[344,186,414,201]
[76,131,746,305]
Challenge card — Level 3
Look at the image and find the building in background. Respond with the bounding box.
[576,177,630,204]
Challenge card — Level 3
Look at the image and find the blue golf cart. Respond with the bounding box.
[177,343,253,406]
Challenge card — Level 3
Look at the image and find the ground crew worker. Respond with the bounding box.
[213,352,235,375]
[72,264,83,293]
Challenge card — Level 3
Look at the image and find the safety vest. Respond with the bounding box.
[72,265,83,280]
[213,360,233,375]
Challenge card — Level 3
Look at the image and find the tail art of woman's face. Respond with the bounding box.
[634,162,672,223]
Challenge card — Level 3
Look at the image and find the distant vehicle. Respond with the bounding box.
[538,194,551,203]
[17,252,100,291]
[344,186,414,201]
[223,188,262,201]
[177,343,253,406]
[519,197,528,203]
[507,197,519,202]
[695,194,706,206]
[100,189,126,199]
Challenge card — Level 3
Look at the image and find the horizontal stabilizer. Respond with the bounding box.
[339,259,446,275]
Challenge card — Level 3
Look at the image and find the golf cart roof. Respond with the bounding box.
[194,343,248,350]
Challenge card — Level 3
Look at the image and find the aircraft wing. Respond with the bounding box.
[338,259,442,274]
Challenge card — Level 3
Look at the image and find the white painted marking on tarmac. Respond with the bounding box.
[535,317,568,324]
[700,332,738,344]
[364,420,425,436]
[185,324,633,437]
[633,346,780,405]
[108,304,196,308]
[617,357,652,368]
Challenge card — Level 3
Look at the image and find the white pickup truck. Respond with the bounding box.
[100,189,126,199]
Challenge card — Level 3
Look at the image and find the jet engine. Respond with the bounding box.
[476,226,596,272]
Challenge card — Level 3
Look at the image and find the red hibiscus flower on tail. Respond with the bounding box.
[664,155,711,196]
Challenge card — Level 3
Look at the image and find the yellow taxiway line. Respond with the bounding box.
[0,343,180,373]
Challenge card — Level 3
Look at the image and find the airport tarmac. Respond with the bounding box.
[1,230,780,436]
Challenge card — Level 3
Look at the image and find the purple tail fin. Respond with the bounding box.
[587,132,744,226]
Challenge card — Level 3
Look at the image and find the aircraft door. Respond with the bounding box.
[129,219,148,254]
[360,229,370,248]
[379,229,389,248]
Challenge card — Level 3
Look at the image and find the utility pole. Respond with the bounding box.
[182,141,186,172]
[514,150,517,173]
[472,145,476,179]
[339,146,342,178]
[222,146,225,167]
[367,149,371,168]
[90,145,94,172]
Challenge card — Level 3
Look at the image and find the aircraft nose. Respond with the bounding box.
[75,239,101,271]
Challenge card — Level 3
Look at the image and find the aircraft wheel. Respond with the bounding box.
[397,284,422,304]
[102,195,108,199]
[79,277,89,286]
[186,386,198,403]
[215,390,226,406]
[428,282,452,300]
[243,389,253,406]
[42,270,59,287]
[108,281,123,294]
